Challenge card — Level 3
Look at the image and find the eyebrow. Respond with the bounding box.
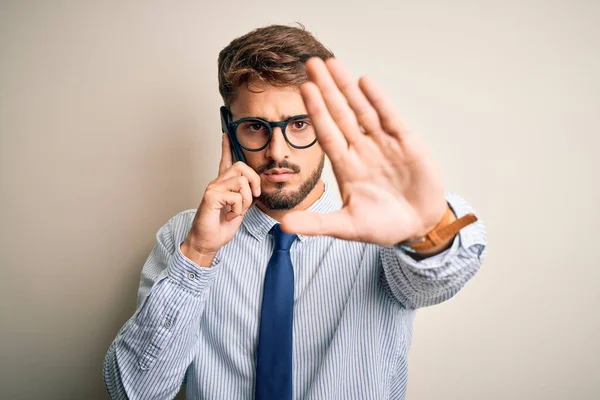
[236,114,306,121]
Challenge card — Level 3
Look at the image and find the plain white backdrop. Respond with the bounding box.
[1,1,598,398]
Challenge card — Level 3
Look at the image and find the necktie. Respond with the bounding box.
[255,223,297,400]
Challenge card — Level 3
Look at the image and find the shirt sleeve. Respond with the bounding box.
[379,192,487,309]
[103,211,222,400]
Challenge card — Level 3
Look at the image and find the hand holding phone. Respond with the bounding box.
[180,125,260,266]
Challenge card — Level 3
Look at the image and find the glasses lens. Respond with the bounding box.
[285,117,316,147]
[235,116,317,150]
[235,120,270,150]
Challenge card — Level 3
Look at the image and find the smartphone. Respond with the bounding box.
[220,106,247,163]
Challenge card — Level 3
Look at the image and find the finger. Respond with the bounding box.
[306,58,363,146]
[224,202,244,221]
[220,176,253,214]
[326,58,383,137]
[225,208,240,221]
[358,76,408,140]
[300,81,347,166]
[205,188,242,213]
[218,161,261,197]
[218,133,234,175]
[280,209,356,240]
[218,190,243,217]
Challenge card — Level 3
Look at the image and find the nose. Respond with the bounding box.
[264,126,290,161]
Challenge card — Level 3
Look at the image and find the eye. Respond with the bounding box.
[291,120,309,130]
[241,122,267,133]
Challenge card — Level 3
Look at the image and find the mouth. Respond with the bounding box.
[263,169,296,183]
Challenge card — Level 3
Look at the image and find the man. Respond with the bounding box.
[104,24,487,399]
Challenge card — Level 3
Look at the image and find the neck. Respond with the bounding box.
[256,180,326,222]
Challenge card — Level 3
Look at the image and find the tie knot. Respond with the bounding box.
[269,224,297,251]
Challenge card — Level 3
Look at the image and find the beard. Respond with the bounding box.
[258,153,325,210]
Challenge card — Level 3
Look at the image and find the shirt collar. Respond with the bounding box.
[242,181,340,243]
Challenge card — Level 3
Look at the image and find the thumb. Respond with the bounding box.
[280,209,355,239]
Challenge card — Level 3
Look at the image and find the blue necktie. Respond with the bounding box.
[255,223,297,400]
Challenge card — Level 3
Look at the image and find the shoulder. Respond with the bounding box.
[167,208,197,226]
[156,209,197,246]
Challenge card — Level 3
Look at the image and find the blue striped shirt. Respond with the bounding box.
[103,183,487,399]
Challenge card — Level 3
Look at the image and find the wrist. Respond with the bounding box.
[413,205,457,256]
[180,239,218,268]
[399,202,474,257]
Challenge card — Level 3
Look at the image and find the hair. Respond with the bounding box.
[218,24,335,108]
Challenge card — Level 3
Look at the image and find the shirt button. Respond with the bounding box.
[188,272,196,280]
[164,320,172,329]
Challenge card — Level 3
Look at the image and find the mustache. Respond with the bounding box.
[257,160,301,174]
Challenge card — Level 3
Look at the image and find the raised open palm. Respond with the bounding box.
[280,58,448,246]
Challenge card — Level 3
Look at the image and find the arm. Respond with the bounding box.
[103,212,221,400]
[379,193,487,308]
[103,131,262,399]
[278,59,488,311]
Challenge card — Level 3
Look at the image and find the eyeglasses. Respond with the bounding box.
[229,114,317,151]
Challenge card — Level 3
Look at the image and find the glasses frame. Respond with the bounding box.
[227,111,318,152]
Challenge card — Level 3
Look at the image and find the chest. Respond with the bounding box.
[197,236,380,360]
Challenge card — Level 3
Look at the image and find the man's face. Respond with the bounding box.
[229,81,325,210]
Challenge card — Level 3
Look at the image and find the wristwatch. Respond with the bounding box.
[399,205,478,253]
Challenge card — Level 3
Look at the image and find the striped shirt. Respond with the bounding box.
[103,183,487,399]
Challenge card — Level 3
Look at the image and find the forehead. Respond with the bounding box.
[230,82,307,120]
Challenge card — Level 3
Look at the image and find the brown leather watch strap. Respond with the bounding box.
[407,207,478,252]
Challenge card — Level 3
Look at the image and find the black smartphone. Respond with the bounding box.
[220,106,246,164]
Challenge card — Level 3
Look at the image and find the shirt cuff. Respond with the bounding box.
[166,244,222,294]
[394,192,483,269]
[394,230,461,269]
[445,191,482,251]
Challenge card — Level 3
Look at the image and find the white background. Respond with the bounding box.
[1,1,598,398]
